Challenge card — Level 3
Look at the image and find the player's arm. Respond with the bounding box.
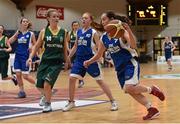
[66,32,71,53]
[122,23,137,49]
[68,32,78,59]
[5,37,12,52]
[63,30,69,70]
[162,41,165,51]
[84,39,106,68]
[8,30,19,44]
[93,32,100,52]
[31,32,36,46]
[170,41,176,51]
[29,29,44,59]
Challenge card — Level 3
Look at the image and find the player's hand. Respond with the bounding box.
[4,48,11,52]
[26,58,32,67]
[64,56,71,71]
[122,23,130,31]
[83,60,90,68]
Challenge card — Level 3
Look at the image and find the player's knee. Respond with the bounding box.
[22,75,28,80]
[124,85,135,94]
[96,80,104,85]
[69,76,77,83]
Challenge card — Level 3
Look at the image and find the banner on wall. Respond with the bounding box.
[36,5,64,20]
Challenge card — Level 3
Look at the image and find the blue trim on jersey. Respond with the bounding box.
[101,33,133,71]
[76,28,94,57]
[16,31,31,56]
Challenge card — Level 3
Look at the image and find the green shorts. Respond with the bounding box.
[0,58,9,79]
[36,61,63,88]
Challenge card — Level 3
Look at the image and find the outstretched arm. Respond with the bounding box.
[27,29,44,66]
[84,40,106,68]
[122,23,137,49]
[8,30,19,44]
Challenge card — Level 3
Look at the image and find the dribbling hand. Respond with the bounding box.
[83,60,90,68]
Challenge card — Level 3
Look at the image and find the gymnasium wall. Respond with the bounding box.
[0,0,179,57]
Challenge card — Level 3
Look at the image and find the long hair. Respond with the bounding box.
[82,12,104,32]
[0,25,7,37]
[93,11,132,32]
[46,9,59,28]
[20,17,32,30]
[105,11,132,25]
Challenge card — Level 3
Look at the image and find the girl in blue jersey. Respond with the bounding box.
[162,36,176,71]
[62,12,118,112]
[66,21,85,88]
[84,11,165,120]
[9,18,36,98]
[0,25,18,85]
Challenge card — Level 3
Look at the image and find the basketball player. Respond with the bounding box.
[66,21,85,88]
[0,25,18,85]
[27,9,68,113]
[162,36,176,71]
[62,12,118,112]
[8,18,36,98]
[84,11,165,120]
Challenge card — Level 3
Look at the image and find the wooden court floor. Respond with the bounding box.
[0,62,180,123]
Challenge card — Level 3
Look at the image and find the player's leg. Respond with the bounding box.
[88,62,118,111]
[63,59,86,112]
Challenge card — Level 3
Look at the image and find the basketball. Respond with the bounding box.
[104,20,125,39]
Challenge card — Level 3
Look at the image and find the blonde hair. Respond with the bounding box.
[46,9,59,27]
[46,9,58,17]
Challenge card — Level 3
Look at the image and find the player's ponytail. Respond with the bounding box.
[105,11,132,25]
[83,12,104,32]
[46,9,58,28]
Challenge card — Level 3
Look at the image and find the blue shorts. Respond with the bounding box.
[14,54,29,74]
[165,53,172,61]
[70,56,101,80]
[116,58,140,88]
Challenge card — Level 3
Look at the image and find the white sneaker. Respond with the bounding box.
[43,102,52,113]
[62,101,75,112]
[111,101,118,111]
[39,95,46,106]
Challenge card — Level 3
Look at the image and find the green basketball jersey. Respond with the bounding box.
[41,27,66,62]
[0,36,9,58]
[69,31,76,49]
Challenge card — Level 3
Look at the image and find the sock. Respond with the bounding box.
[145,102,152,109]
[147,87,152,93]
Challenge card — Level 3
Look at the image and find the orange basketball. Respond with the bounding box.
[104,20,125,39]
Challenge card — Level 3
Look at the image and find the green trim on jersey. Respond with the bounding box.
[41,27,66,61]
[69,31,76,49]
[0,36,9,58]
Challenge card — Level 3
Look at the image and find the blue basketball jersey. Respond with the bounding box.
[16,31,32,56]
[164,42,172,53]
[76,28,96,57]
[101,33,138,71]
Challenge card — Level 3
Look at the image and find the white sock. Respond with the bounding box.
[145,102,152,109]
[147,87,152,94]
